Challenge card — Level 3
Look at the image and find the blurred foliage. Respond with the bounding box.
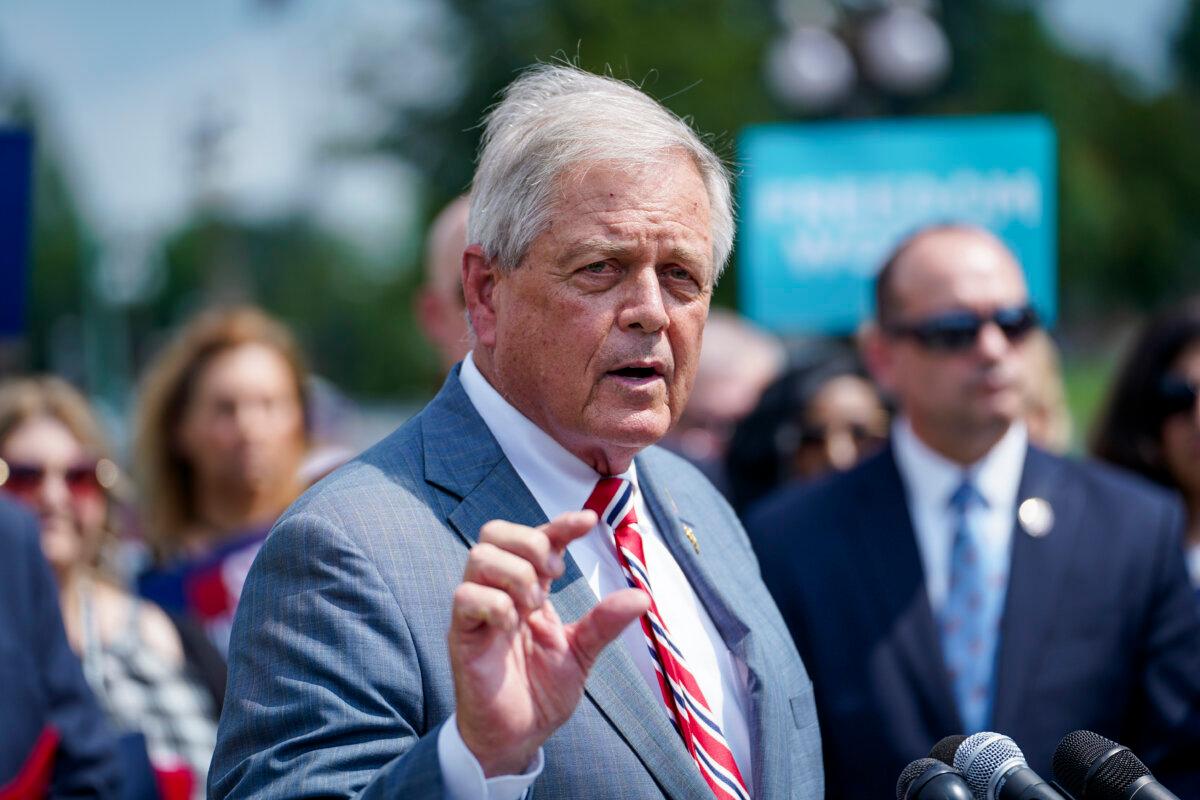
[932,0,1200,318]
[347,0,1200,323]
[348,0,786,309]
[12,0,1200,401]
[146,213,442,398]
[1177,0,1200,92]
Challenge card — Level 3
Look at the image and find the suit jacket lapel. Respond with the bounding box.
[990,447,1083,733]
[854,448,962,735]
[420,372,709,799]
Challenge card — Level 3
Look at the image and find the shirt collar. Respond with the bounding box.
[458,351,638,516]
[892,416,1028,512]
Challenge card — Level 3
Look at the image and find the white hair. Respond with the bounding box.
[468,64,734,281]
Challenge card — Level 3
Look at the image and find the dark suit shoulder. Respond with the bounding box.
[1060,452,1182,509]
[0,494,37,548]
[1026,448,1186,548]
[745,446,895,548]
[0,497,42,608]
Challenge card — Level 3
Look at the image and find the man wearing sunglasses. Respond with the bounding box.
[747,224,1200,798]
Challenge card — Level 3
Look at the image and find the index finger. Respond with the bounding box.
[540,510,599,552]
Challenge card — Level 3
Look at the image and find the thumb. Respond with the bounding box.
[567,588,650,671]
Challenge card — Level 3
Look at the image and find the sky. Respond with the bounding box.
[0,0,454,263]
[0,0,1190,257]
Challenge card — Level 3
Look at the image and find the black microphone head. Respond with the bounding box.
[1089,749,1152,799]
[1053,730,1120,797]
[898,758,943,800]
[1053,730,1154,800]
[931,734,969,766]
[954,731,1026,799]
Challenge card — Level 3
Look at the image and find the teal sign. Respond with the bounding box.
[737,116,1057,334]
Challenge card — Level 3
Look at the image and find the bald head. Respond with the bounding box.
[875,225,1026,327]
[425,195,470,298]
[417,195,471,371]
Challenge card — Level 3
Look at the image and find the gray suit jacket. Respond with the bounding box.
[209,368,822,799]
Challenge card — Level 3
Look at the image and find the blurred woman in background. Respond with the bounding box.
[134,306,310,659]
[0,376,216,799]
[1023,329,1074,454]
[1092,298,1200,589]
[725,344,889,515]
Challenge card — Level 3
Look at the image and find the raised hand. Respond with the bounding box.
[448,510,650,777]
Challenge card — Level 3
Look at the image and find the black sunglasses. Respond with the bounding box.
[884,305,1039,352]
[1158,375,1199,417]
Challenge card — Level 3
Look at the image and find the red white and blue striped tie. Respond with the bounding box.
[585,477,750,800]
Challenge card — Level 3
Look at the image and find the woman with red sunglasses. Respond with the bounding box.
[1092,297,1200,592]
[0,376,216,800]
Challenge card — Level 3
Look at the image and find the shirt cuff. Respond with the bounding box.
[437,712,545,800]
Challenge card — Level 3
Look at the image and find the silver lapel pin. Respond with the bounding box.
[1018,497,1054,538]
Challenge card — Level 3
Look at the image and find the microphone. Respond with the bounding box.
[1052,730,1180,800]
[931,734,970,765]
[953,732,1068,800]
[898,757,975,800]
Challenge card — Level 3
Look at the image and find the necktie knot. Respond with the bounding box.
[585,477,637,530]
[948,478,986,513]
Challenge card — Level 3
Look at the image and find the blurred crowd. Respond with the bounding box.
[4,195,1200,798]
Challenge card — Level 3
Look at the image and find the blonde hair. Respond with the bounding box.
[1024,329,1073,454]
[0,376,125,569]
[133,306,310,559]
[0,375,111,457]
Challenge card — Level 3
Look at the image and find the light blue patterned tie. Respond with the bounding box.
[939,478,1005,733]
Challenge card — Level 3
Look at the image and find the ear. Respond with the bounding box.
[859,322,898,395]
[462,244,499,348]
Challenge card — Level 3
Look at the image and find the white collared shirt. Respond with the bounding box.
[891,416,1027,613]
[437,353,752,800]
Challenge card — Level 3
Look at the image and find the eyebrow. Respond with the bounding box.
[558,238,711,271]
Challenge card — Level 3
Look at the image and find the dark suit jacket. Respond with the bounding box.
[0,496,121,797]
[747,444,1200,800]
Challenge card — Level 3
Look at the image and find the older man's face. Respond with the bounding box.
[483,154,714,472]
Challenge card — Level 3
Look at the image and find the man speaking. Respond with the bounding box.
[209,64,823,800]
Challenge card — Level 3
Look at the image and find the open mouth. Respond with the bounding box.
[610,366,661,380]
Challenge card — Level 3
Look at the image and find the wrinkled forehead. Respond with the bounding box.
[542,155,715,263]
[891,229,1029,317]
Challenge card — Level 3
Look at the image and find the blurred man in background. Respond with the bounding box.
[661,308,785,494]
[748,223,1200,798]
[415,194,471,374]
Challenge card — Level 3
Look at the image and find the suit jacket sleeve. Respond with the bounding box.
[1131,496,1200,770]
[209,510,445,799]
[11,502,122,798]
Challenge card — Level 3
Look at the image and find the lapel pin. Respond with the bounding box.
[683,524,700,555]
[1018,497,1054,538]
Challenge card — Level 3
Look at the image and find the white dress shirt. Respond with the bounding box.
[437,353,753,800]
[890,416,1027,613]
